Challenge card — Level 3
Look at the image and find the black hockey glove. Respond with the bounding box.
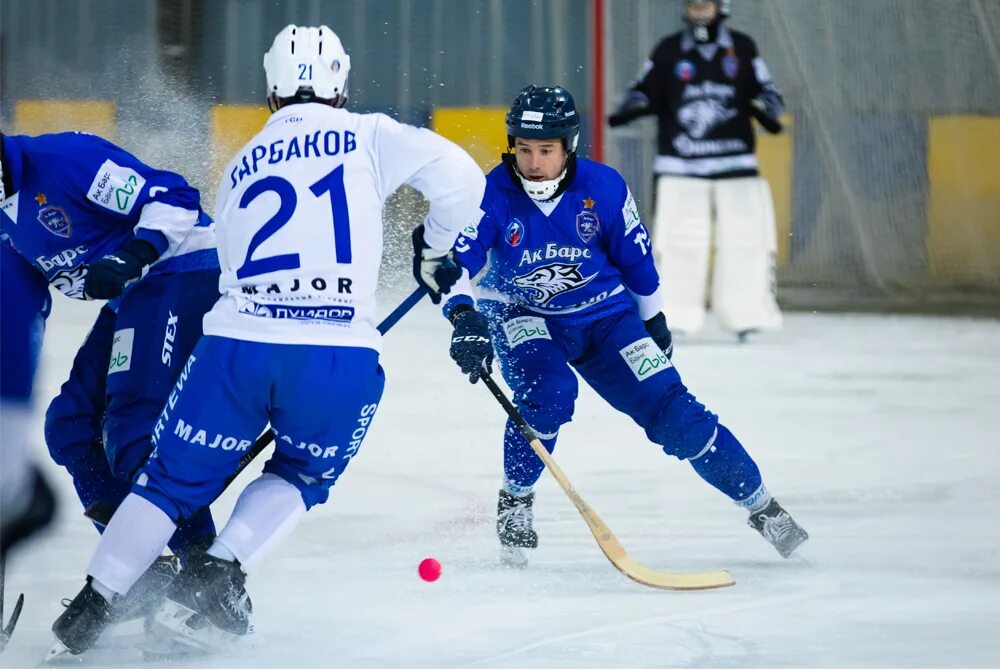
[608,90,651,128]
[449,304,494,384]
[749,92,783,134]
[84,238,160,300]
[644,312,673,360]
[412,224,462,305]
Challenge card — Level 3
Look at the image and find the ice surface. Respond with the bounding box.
[3,295,999,668]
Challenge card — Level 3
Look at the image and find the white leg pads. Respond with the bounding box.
[653,175,713,333]
[711,177,783,332]
[88,494,177,596]
[215,473,306,572]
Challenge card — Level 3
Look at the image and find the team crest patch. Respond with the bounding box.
[723,53,740,79]
[675,59,696,81]
[576,200,600,244]
[37,204,72,237]
[505,218,525,247]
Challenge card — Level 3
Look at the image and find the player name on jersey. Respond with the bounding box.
[229,128,358,188]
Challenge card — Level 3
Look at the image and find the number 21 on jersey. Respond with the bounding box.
[235,165,351,280]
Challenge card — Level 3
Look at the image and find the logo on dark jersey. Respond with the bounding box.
[723,52,740,79]
[576,197,600,244]
[513,262,598,307]
[675,60,696,81]
[37,204,72,237]
[505,218,524,247]
[677,99,738,139]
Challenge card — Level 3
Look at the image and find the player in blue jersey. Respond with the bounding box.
[0,237,57,561]
[0,132,220,598]
[443,85,808,567]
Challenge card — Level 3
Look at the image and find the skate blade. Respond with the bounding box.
[499,545,530,569]
[151,600,244,653]
[778,530,809,558]
[43,640,72,664]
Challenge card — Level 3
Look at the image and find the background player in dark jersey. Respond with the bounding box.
[610,0,784,340]
[444,84,807,569]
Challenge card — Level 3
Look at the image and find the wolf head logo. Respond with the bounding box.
[513,262,597,307]
[677,99,738,139]
[50,266,88,299]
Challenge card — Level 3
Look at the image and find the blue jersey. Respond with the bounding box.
[448,157,660,324]
[0,132,215,300]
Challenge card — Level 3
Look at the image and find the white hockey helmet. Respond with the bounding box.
[263,24,351,109]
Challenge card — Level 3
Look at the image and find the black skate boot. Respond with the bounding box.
[748,499,809,558]
[48,580,113,659]
[151,554,253,652]
[110,555,181,624]
[497,490,538,568]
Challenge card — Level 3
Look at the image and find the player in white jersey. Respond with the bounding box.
[49,24,485,657]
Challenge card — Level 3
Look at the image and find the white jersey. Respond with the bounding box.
[204,103,485,350]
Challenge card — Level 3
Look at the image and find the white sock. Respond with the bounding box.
[207,541,237,563]
[503,477,535,498]
[735,484,772,513]
[215,473,305,571]
[88,494,176,596]
[90,578,117,603]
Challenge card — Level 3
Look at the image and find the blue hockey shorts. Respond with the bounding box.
[134,335,385,519]
[482,300,719,464]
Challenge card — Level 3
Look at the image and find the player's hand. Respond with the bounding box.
[83,239,159,300]
[608,91,650,127]
[412,224,462,305]
[644,312,673,360]
[749,94,783,134]
[449,305,494,384]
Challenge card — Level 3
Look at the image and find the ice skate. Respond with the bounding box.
[109,555,181,624]
[748,499,808,558]
[497,490,538,568]
[151,554,253,653]
[48,580,113,660]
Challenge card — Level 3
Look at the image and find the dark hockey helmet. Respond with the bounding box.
[505,85,580,153]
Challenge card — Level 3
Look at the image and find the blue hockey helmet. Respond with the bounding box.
[505,85,580,153]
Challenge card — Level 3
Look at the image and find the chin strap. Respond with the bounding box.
[502,153,578,203]
[688,18,722,43]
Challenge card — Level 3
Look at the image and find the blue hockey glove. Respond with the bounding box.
[412,224,462,305]
[644,312,673,360]
[84,238,159,300]
[449,304,494,383]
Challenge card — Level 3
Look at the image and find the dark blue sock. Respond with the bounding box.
[503,419,558,494]
[687,423,764,504]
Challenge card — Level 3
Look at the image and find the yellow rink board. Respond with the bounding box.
[755,114,793,268]
[927,116,1000,285]
[210,104,271,182]
[431,107,507,173]
[14,100,117,139]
